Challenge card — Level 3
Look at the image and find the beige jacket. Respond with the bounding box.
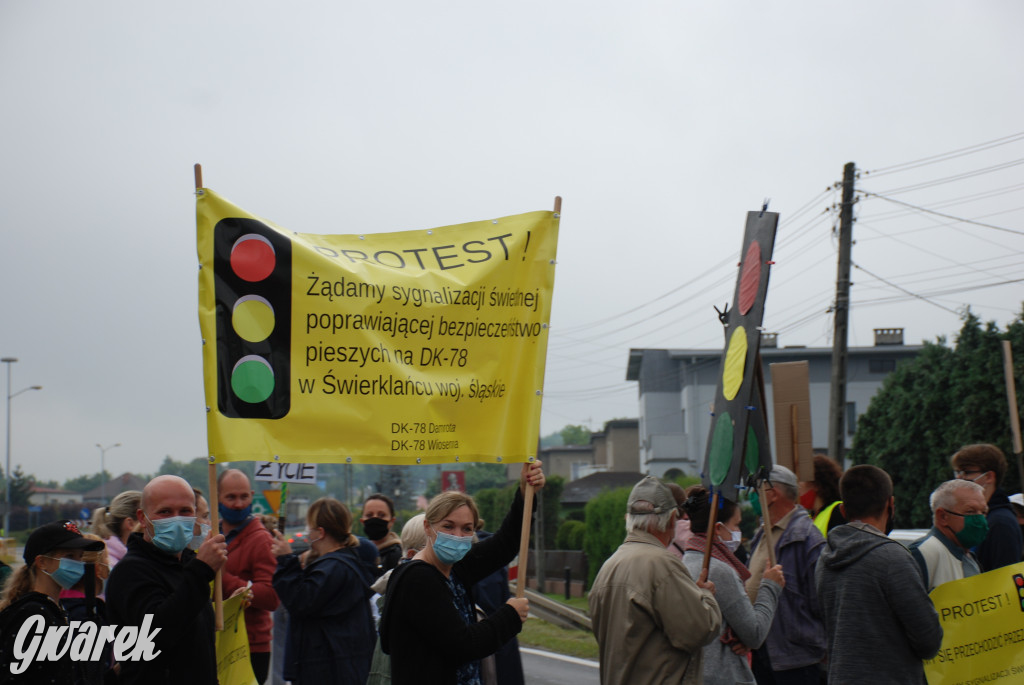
[590,529,722,685]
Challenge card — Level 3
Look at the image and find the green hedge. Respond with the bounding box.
[556,519,586,550]
[582,485,632,587]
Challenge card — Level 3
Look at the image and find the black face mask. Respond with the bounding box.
[363,517,390,541]
[885,502,895,536]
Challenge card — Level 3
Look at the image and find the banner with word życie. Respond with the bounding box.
[197,189,559,465]
[924,561,1024,684]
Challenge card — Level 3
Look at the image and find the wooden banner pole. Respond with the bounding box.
[701,490,720,579]
[514,196,559,598]
[758,479,777,567]
[1001,341,1024,493]
[515,462,535,599]
[208,461,224,631]
[196,162,223,630]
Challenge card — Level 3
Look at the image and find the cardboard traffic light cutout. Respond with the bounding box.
[702,210,779,498]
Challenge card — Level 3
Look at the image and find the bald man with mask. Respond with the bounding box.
[106,475,227,685]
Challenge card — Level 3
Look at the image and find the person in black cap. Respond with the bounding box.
[0,518,104,683]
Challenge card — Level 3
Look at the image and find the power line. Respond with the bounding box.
[858,191,1024,236]
[864,158,1024,196]
[862,131,1024,178]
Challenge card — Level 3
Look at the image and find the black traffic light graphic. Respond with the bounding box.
[214,218,291,419]
[1014,573,1024,612]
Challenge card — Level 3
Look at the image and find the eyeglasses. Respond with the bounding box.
[952,470,984,479]
[942,510,985,517]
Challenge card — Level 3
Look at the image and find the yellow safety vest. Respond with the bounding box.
[813,501,842,537]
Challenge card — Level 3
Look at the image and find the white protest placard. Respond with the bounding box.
[253,461,318,484]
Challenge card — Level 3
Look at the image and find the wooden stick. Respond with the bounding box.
[701,490,720,578]
[553,196,562,214]
[1001,341,1024,493]
[791,404,800,478]
[208,461,224,630]
[194,163,203,190]
[758,480,777,566]
[515,462,535,599]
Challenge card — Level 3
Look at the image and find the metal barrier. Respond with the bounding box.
[511,584,592,632]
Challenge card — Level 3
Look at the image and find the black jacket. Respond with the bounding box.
[380,490,528,685]
[978,489,1024,571]
[273,546,376,684]
[0,591,76,684]
[106,533,217,685]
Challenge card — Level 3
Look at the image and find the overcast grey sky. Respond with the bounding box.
[2,2,1023,483]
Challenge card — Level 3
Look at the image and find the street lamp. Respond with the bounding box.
[3,357,41,537]
[97,442,122,505]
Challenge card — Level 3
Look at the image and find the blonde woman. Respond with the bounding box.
[0,520,103,681]
[379,462,544,685]
[91,490,141,566]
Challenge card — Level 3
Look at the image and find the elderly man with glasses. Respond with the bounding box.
[908,480,987,591]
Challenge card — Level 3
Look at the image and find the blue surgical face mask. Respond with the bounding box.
[187,522,212,551]
[431,528,473,565]
[146,514,196,554]
[219,503,252,525]
[41,556,86,590]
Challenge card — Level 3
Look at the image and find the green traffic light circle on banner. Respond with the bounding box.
[231,355,275,404]
[232,295,275,342]
[722,326,748,401]
[708,411,734,486]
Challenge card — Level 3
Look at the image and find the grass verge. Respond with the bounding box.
[518,617,598,660]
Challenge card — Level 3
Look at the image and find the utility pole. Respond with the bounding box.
[828,162,856,464]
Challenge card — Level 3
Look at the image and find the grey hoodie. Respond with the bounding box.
[815,523,943,685]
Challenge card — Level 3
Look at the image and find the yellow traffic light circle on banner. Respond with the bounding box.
[232,295,275,342]
[722,326,747,400]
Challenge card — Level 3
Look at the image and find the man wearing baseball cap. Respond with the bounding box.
[0,519,104,683]
[746,464,827,684]
[589,475,721,684]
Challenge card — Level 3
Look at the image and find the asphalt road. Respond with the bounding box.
[520,647,600,685]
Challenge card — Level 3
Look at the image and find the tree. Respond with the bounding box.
[582,485,632,587]
[64,472,110,494]
[9,465,34,507]
[850,311,1024,528]
[157,456,221,493]
[559,424,591,446]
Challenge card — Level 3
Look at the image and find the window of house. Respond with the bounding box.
[869,358,896,373]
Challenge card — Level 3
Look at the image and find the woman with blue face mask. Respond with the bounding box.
[379,461,545,685]
[0,519,104,682]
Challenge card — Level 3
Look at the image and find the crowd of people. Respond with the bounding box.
[1,441,1021,685]
[590,442,1024,685]
[0,462,545,684]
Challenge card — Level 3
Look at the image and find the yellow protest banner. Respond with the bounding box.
[215,593,258,685]
[197,189,559,465]
[924,561,1024,684]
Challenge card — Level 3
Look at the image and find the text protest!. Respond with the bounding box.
[924,562,1024,685]
[197,189,559,465]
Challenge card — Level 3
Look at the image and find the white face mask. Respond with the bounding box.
[718,524,742,552]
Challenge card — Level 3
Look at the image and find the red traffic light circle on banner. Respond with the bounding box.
[231,234,276,282]
[738,241,762,315]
